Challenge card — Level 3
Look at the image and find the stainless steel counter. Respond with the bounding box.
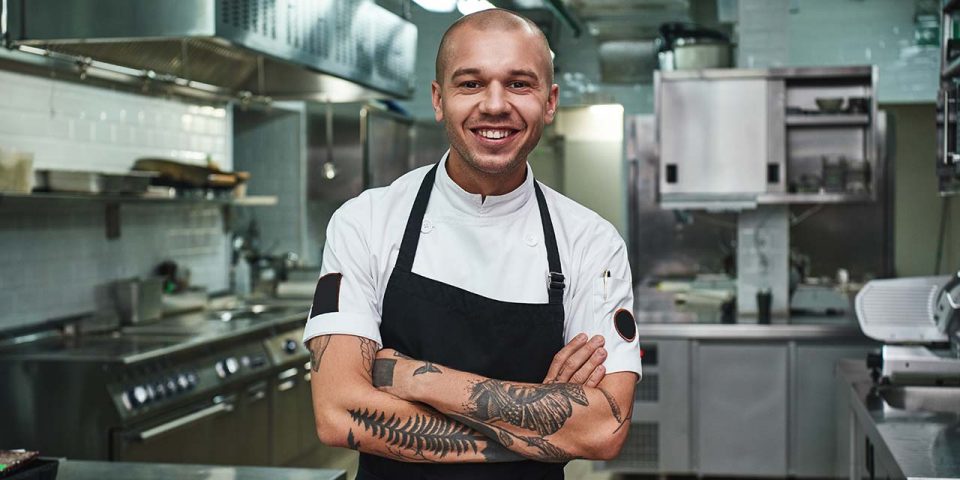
[838,359,960,479]
[55,460,346,480]
[637,320,866,340]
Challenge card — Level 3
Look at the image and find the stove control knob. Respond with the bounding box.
[132,385,149,406]
[225,357,239,375]
[283,339,298,354]
[187,372,199,387]
[177,374,190,390]
[154,382,166,398]
[145,384,156,402]
[167,377,179,394]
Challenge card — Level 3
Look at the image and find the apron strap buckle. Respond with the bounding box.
[548,272,565,291]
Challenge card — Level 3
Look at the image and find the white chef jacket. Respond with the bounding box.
[303,153,642,378]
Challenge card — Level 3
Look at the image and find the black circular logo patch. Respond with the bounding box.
[614,309,636,342]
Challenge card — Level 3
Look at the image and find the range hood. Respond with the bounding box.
[4,0,417,102]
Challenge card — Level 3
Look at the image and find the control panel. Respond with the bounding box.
[109,341,271,420]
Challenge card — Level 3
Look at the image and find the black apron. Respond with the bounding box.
[357,163,567,480]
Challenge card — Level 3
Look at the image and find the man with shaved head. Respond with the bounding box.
[305,9,640,479]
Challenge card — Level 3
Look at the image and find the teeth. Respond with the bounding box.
[478,129,511,139]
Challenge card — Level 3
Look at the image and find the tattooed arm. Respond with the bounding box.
[373,348,636,462]
[307,334,525,463]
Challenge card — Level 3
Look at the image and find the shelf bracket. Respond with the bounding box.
[105,202,121,239]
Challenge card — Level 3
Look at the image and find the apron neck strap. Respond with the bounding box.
[395,162,566,304]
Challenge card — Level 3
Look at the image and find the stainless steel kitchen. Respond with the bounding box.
[0,0,958,479]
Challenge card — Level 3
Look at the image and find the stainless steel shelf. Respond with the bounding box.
[757,192,874,204]
[785,114,869,127]
[943,56,960,79]
[0,192,277,206]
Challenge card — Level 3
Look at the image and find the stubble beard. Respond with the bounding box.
[444,122,538,179]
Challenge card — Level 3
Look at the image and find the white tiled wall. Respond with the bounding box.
[0,68,233,332]
[0,69,231,171]
[738,0,938,103]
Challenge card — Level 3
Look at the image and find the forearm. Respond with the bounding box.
[309,335,523,463]
[374,355,635,461]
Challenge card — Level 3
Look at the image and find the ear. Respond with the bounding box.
[431,81,444,123]
[544,83,559,124]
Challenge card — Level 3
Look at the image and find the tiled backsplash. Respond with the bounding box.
[738,0,938,102]
[0,68,232,332]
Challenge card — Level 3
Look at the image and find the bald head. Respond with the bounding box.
[435,9,554,85]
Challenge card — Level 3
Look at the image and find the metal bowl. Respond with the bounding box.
[815,97,845,113]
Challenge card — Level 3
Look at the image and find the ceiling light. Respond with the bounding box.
[457,0,496,15]
[412,0,457,12]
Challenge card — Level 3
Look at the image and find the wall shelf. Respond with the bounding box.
[0,192,277,239]
[757,192,874,204]
[785,114,869,127]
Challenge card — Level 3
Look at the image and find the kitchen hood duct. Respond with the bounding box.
[4,0,417,102]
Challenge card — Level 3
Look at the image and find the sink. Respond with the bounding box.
[209,304,297,322]
[876,385,960,415]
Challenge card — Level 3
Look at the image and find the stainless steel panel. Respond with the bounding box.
[307,103,363,201]
[411,121,448,169]
[363,107,412,188]
[658,76,774,196]
[792,344,877,478]
[696,343,788,476]
[9,0,417,99]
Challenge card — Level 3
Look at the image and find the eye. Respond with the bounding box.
[509,81,531,89]
[460,80,481,89]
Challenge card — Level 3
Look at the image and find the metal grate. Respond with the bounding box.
[635,373,659,402]
[221,0,277,40]
[607,422,658,470]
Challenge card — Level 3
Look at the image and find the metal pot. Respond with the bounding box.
[657,23,732,71]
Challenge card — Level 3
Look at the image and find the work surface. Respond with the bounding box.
[54,460,347,480]
[838,359,960,479]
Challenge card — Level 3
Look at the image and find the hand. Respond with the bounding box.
[542,333,607,387]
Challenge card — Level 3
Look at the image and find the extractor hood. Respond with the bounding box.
[4,0,417,102]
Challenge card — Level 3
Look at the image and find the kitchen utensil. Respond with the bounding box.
[657,23,732,71]
[756,288,772,324]
[815,97,845,113]
[846,96,870,114]
[100,172,158,194]
[133,158,249,189]
[34,170,102,193]
[821,156,847,192]
[112,277,164,325]
[0,148,34,194]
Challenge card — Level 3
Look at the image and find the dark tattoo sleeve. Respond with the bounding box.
[346,429,361,450]
[413,361,442,376]
[469,380,589,436]
[358,337,377,378]
[599,388,623,423]
[309,336,331,372]
[372,359,396,387]
[348,408,482,459]
[448,412,574,463]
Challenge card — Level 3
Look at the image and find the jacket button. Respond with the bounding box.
[524,234,539,247]
[421,219,434,234]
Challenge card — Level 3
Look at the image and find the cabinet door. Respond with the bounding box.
[793,343,875,478]
[696,342,788,476]
[659,78,783,197]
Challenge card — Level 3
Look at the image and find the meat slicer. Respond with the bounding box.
[855,271,960,385]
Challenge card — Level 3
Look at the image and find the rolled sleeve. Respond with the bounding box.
[565,226,642,381]
[302,200,383,347]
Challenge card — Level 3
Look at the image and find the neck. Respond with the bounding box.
[445,152,527,200]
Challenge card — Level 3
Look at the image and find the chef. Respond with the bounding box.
[303,8,641,480]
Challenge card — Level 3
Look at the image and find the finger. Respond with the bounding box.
[584,365,606,388]
[554,335,605,383]
[543,333,587,382]
[569,347,607,385]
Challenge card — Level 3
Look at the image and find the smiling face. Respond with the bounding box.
[432,14,558,193]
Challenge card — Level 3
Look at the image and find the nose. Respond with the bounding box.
[479,82,510,115]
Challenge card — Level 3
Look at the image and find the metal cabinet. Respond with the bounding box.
[658,76,783,201]
[656,66,881,209]
[696,342,789,476]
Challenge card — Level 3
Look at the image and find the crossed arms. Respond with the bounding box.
[307,333,636,463]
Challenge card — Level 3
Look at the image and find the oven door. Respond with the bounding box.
[112,380,270,466]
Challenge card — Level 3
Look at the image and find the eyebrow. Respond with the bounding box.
[449,67,541,82]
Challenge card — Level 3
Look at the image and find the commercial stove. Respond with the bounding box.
[0,306,314,466]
